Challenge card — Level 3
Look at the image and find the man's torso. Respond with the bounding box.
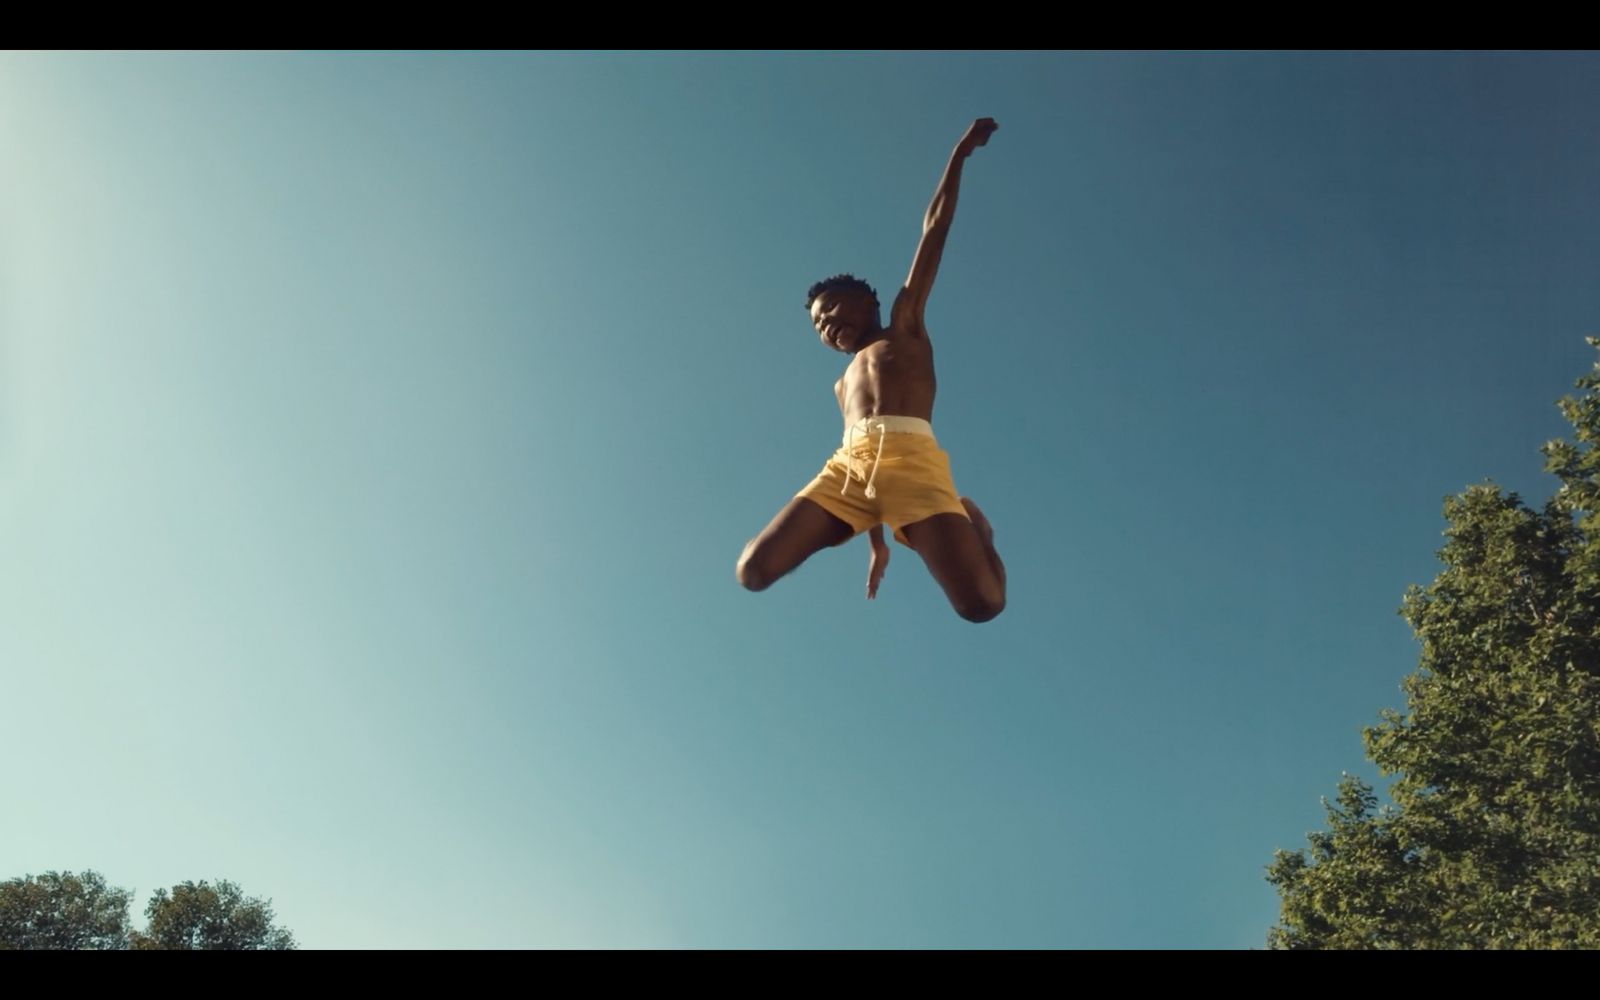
[834,324,937,426]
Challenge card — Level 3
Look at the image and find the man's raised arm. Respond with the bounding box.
[891,117,999,333]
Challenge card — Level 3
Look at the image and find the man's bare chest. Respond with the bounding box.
[835,341,932,399]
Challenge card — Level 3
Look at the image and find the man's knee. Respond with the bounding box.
[736,541,775,592]
[954,586,1005,623]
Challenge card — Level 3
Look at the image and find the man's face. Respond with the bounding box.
[809,289,877,354]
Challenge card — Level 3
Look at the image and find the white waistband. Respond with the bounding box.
[841,415,934,447]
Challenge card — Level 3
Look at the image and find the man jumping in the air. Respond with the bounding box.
[735,117,1007,623]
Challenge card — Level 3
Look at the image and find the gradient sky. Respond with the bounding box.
[3,51,1598,949]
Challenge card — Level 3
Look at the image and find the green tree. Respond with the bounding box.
[1268,339,1600,949]
[131,879,296,951]
[0,870,133,950]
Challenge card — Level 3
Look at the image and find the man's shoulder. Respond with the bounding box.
[887,290,930,342]
[883,317,931,345]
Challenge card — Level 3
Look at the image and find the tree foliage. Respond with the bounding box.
[0,870,295,950]
[0,870,133,950]
[132,879,296,951]
[1268,339,1600,948]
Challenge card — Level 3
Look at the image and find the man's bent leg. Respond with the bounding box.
[899,498,1006,622]
[737,497,856,592]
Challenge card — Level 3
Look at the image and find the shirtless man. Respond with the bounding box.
[735,117,1007,623]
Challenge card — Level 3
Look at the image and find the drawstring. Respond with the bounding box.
[863,425,888,499]
[841,422,856,495]
[841,420,888,499]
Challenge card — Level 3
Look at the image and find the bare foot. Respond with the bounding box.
[960,497,994,546]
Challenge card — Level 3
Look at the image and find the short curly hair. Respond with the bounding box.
[805,273,879,311]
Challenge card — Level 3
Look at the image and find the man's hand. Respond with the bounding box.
[866,526,890,600]
[957,117,999,156]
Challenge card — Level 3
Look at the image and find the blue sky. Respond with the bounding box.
[3,51,1598,948]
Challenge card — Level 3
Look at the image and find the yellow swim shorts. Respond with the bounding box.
[796,415,971,547]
